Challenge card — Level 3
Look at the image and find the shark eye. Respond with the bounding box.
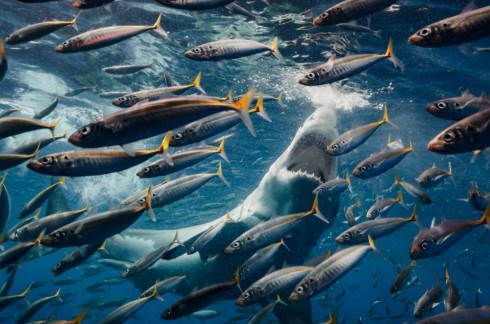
[420,241,429,250]
[436,102,446,110]
[81,126,91,136]
[420,28,431,38]
[442,131,455,142]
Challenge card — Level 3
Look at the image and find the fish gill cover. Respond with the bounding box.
[0,0,490,323]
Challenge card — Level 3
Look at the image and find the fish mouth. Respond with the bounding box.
[68,131,82,146]
[298,78,310,85]
[184,51,196,59]
[408,35,421,45]
[334,236,343,244]
[288,293,299,302]
[425,105,435,113]
[72,2,81,8]
[235,297,245,306]
[409,248,418,260]
[54,45,64,53]
[312,17,323,26]
[27,160,42,172]
[223,246,234,254]
[427,140,443,153]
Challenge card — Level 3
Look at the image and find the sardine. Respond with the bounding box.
[17,177,66,219]
[289,236,378,301]
[444,265,460,311]
[188,214,233,256]
[122,231,182,278]
[0,143,40,171]
[238,239,288,282]
[5,13,79,45]
[313,174,352,197]
[102,61,157,75]
[68,90,255,148]
[112,72,205,108]
[417,162,452,188]
[33,97,59,120]
[0,232,43,269]
[10,132,66,155]
[426,90,489,121]
[0,117,59,140]
[299,39,403,86]
[409,4,490,47]
[29,133,173,177]
[224,193,327,254]
[336,205,417,245]
[100,285,158,324]
[366,190,403,219]
[52,241,103,276]
[344,199,361,226]
[55,14,166,53]
[352,143,413,179]
[0,175,10,238]
[73,0,115,9]
[0,283,31,312]
[237,266,313,306]
[326,105,393,155]
[467,182,490,211]
[248,295,285,324]
[40,188,154,248]
[427,108,490,154]
[12,204,88,242]
[413,278,442,318]
[410,204,490,259]
[416,306,490,324]
[389,260,416,294]
[137,137,228,178]
[313,0,399,26]
[16,288,62,324]
[393,176,431,204]
[185,37,283,61]
[139,275,186,299]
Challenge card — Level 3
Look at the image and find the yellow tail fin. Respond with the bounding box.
[270,37,284,61]
[216,162,230,188]
[153,13,162,29]
[384,38,393,58]
[232,89,255,136]
[73,307,89,324]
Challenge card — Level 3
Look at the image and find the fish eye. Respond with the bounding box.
[331,144,338,150]
[420,241,429,250]
[193,48,202,53]
[232,241,240,248]
[296,286,304,293]
[436,102,446,110]
[343,233,350,239]
[425,176,430,183]
[243,292,250,299]
[81,126,91,136]
[393,284,398,290]
[63,155,68,160]
[174,133,183,140]
[41,157,52,164]
[143,167,150,173]
[246,236,252,241]
[420,28,431,37]
[372,210,378,216]
[317,188,322,193]
[188,128,194,133]
[307,73,315,79]
[360,166,367,172]
[62,41,69,47]
[442,132,455,142]
[321,12,328,18]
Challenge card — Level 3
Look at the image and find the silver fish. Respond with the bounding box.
[413,278,442,318]
[0,117,58,140]
[427,108,490,154]
[34,97,59,120]
[5,14,79,45]
[0,175,10,239]
[17,177,66,219]
[155,0,235,10]
[0,144,39,171]
[187,213,234,257]
[0,233,43,269]
[409,4,490,47]
[336,205,417,245]
[352,143,413,179]
[238,239,288,282]
[416,306,490,324]
[299,39,403,86]
[0,283,31,312]
[236,266,313,306]
[410,205,490,259]
[326,105,391,156]
[444,265,460,311]
[112,72,205,108]
[122,231,182,278]
[344,199,361,226]
[52,241,104,276]
[313,0,399,26]
[137,138,228,178]
[185,37,283,61]
[389,260,416,294]
[102,61,157,75]
[417,162,452,188]
[313,174,352,197]
[467,182,490,211]
[425,90,489,121]
[100,286,158,323]
[139,275,186,299]
[288,236,377,301]
[12,204,88,242]
[248,296,285,324]
[16,288,62,324]
[55,14,165,53]
[224,193,327,254]
[366,190,403,219]
[393,176,431,204]
[10,132,66,155]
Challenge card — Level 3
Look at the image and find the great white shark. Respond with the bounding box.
[104,104,339,322]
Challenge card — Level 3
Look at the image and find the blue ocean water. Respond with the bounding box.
[1,0,490,323]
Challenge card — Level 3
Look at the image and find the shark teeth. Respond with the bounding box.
[289,168,322,183]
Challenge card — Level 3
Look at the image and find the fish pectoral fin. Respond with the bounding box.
[431,302,441,309]
[121,144,138,157]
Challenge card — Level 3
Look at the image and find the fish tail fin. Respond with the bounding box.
[368,235,381,257]
[232,88,256,136]
[444,264,450,285]
[374,29,382,39]
[382,104,398,129]
[145,187,156,222]
[250,95,271,122]
[407,204,418,222]
[150,60,158,72]
[436,276,441,288]
[48,118,61,136]
[73,307,89,324]
[54,288,62,302]
[391,175,401,190]
[58,176,66,186]
[309,192,329,223]
[160,131,174,166]
[384,38,404,72]
[191,72,206,95]
[480,203,490,228]
[346,173,353,194]
[279,238,291,253]
[21,283,33,299]
[396,190,404,203]
[29,142,41,159]
[98,240,107,252]
[216,137,229,163]
[0,41,4,57]
[270,37,285,62]
[407,140,414,153]
[70,11,81,31]
[0,173,6,187]
[448,161,453,176]
[276,294,287,306]
[216,162,230,188]
[276,93,284,107]
[34,229,46,245]
[153,13,168,37]
[172,231,184,247]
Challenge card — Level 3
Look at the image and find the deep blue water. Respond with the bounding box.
[1,0,490,323]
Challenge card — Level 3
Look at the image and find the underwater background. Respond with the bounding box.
[1,0,490,323]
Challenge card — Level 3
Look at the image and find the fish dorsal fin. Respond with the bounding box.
[462,0,477,13]
[324,54,336,72]
[103,105,119,116]
[430,217,436,229]
[461,88,473,98]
